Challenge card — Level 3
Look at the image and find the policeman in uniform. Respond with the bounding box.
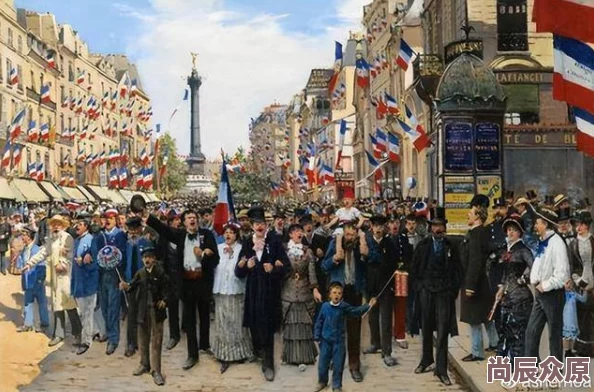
[487,196,508,337]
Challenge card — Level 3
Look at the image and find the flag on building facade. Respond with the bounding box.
[40,123,50,141]
[1,141,11,169]
[76,70,86,85]
[396,38,414,71]
[143,168,153,189]
[36,162,45,181]
[27,162,37,178]
[68,175,76,187]
[404,105,431,152]
[45,51,55,68]
[385,93,400,115]
[335,120,347,169]
[9,108,26,141]
[27,121,39,143]
[213,160,236,235]
[365,149,380,168]
[40,84,51,103]
[136,168,144,188]
[321,163,335,183]
[118,71,130,97]
[375,128,388,151]
[552,35,594,112]
[119,167,129,188]
[533,0,594,44]
[369,134,382,159]
[109,168,119,188]
[387,132,400,163]
[398,117,430,152]
[355,58,370,88]
[574,107,594,157]
[12,145,22,167]
[9,67,18,85]
[130,79,138,97]
[328,41,343,96]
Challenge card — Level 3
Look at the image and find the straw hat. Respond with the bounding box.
[48,214,69,227]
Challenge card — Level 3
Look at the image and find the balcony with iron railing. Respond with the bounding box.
[412,54,444,104]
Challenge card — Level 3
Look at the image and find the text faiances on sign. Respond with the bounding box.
[444,121,473,172]
[444,176,475,235]
[444,39,484,65]
[475,123,500,171]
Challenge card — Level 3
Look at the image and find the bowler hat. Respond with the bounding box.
[126,216,143,229]
[248,206,266,222]
[470,194,490,209]
[428,207,448,225]
[140,246,157,257]
[130,194,147,214]
[370,215,388,226]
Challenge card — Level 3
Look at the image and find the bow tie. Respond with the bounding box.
[188,233,198,241]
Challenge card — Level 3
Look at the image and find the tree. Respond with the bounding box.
[228,171,272,204]
[156,133,187,198]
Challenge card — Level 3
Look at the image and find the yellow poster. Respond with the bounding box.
[477,176,502,223]
[444,176,475,235]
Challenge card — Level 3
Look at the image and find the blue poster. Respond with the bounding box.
[444,122,473,171]
[475,123,500,171]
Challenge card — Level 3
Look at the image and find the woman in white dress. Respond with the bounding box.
[212,222,253,373]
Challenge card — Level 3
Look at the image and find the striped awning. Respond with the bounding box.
[11,179,49,203]
[61,186,89,202]
[38,182,64,202]
[0,177,18,200]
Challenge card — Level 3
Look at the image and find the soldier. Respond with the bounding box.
[487,197,509,336]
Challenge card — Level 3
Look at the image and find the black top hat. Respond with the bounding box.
[502,214,524,234]
[573,210,593,226]
[428,207,448,225]
[504,190,515,200]
[526,190,538,201]
[300,214,313,224]
[557,207,572,222]
[130,194,147,214]
[470,194,490,209]
[126,216,143,229]
[294,208,306,217]
[492,197,506,208]
[544,195,555,206]
[370,215,388,226]
[248,206,266,222]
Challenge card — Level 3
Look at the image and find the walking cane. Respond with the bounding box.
[487,297,500,322]
[362,271,397,318]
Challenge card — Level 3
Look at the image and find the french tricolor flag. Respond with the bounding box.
[396,38,414,71]
[355,58,370,88]
[40,84,51,103]
[45,51,55,69]
[574,107,594,158]
[399,118,430,152]
[553,35,594,113]
[119,168,129,188]
[1,141,11,169]
[387,132,400,163]
[213,160,236,235]
[404,105,431,152]
[369,134,382,159]
[375,128,388,152]
[533,0,594,44]
[335,120,347,169]
[385,93,400,115]
[9,67,18,85]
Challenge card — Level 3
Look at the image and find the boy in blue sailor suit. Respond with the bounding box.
[93,208,128,355]
[314,282,376,392]
[124,216,153,357]
[16,226,50,333]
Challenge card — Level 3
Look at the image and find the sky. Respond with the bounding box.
[15,0,370,158]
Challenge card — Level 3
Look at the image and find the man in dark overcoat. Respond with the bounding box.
[235,206,290,382]
[460,196,497,362]
[410,207,461,386]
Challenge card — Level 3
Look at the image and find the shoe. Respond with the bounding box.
[200,348,214,356]
[383,356,398,367]
[414,363,433,374]
[363,345,380,354]
[92,333,101,342]
[35,325,48,334]
[48,337,63,347]
[182,357,198,370]
[1,270,6,275]
[72,337,82,347]
[350,369,363,382]
[16,325,33,333]
[98,335,108,343]
[461,354,483,362]
[313,383,327,392]
[124,345,137,357]
[396,340,408,349]
[263,367,275,381]
[220,362,230,374]
[133,365,150,376]
[485,346,498,352]
[152,372,165,386]
[76,344,90,355]
[438,374,452,386]
[105,343,117,355]
[166,338,179,350]
[565,350,575,358]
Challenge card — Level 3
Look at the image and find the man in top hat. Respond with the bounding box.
[553,194,570,212]
[557,207,575,245]
[322,222,369,382]
[70,213,99,355]
[504,190,516,212]
[525,207,570,362]
[362,215,399,366]
[460,197,498,362]
[410,207,461,385]
[301,214,330,299]
[92,208,128,355]
[16,225,49,333]
[568,210,594,357]
[526,190,539,206]
[235,206,290,381]
[271,209,288,243]
[514,197,537,255]
[23,214,82,347]
[144,206,219,370]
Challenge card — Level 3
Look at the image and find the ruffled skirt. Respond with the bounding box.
[281,300,317,365]
[212,294,253,362]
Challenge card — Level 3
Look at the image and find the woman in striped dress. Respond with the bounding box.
[212,222,253,373]
[281,224,322,369]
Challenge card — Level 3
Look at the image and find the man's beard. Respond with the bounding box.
[343,238,356,250]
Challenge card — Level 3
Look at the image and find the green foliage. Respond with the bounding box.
[158,133,187,197]
[228,171,272,204]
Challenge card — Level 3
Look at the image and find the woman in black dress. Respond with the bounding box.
[495,214,534,361]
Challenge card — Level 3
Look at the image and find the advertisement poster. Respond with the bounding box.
[444,176,475,235]
[477,175,502,223]
[444,121,473,172]
[475,123,500,171]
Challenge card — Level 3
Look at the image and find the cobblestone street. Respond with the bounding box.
[21,319,467,392]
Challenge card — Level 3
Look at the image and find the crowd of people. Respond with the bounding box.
[0,188,592,391]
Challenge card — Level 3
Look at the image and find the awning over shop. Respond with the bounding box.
[0,177,18,200]
[7,182,26,202]
[61,186,89,202]
[107,189,128,205]
[118,190,135,203]
[85,185,111,202]
[38,182,64,202]
[11,179,49,203]
[77,186,97,202]
[145,193,161,203]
